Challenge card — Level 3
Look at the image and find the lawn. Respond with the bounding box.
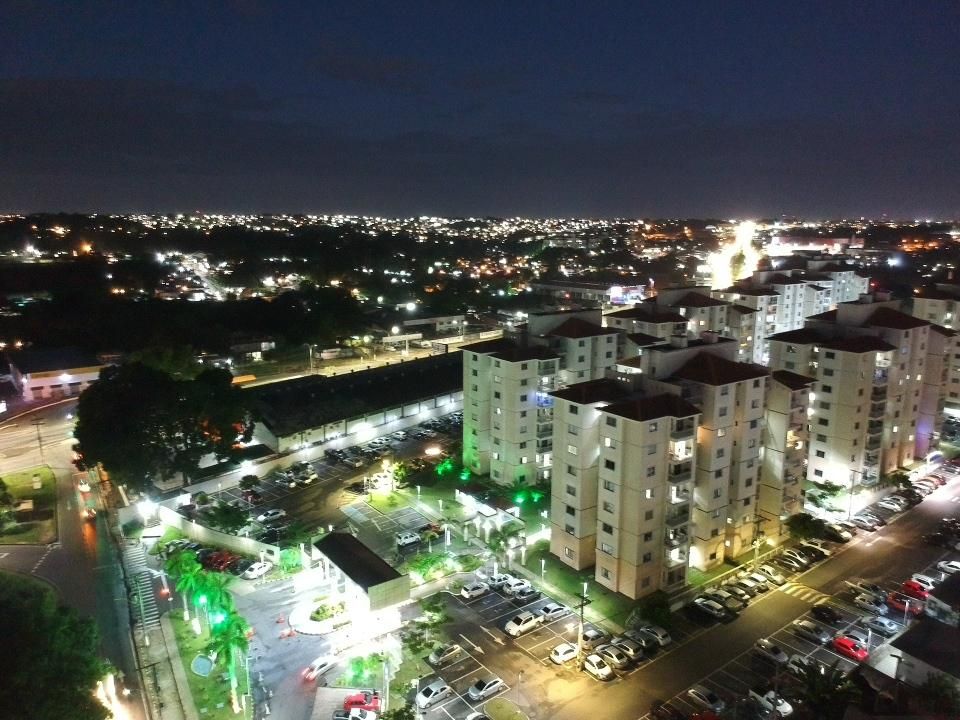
[0,465,58,544]
[169,615,251,720]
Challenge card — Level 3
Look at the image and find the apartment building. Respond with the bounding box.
[758,370,815,544]
[768,293,945,492]
[461,309,619,486]
[912,284,960,408]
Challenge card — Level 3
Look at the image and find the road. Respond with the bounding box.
[430,479,960,720]
[0,400,144,719]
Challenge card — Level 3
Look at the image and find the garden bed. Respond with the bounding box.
[0,466,58,544]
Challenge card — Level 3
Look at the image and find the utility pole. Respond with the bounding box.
[752,515,770,571]
[575,581,591,669]
[31,418,45,464]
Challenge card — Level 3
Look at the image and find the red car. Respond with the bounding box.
[343,691,381,712]
[832,635,869,662]
[209,551,239,571]
[887,592,924,615]
[901,580,929,600]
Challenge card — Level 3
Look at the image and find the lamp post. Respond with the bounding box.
[31,418,45,464]
[576,581,590,670]
[540,558,546,583]
[903,598,911,626]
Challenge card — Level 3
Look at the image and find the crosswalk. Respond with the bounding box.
[778,581,832,605]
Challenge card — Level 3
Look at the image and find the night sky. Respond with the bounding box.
[1,1,958,218]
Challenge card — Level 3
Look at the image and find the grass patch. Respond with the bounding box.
[687,561,739,588]
[0,466,57,544]
[485,697,529,720]
[367,491,410,514]
[169,615,250,720]
[523,542,636,630]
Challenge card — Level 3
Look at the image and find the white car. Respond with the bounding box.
[595,643,631,669]
[754,638,789,665]
[877,498,905,513]
[502,578,532,596]
[862,616,900,637]
[487,573,515,590]
[581,627,610,650]
[786,654,817,677]
[256,509,286,524]
[242,560,273,580]
[395,531,420,548]
[853,593,888,615]
[78,479,91,492]
[504,611,541,637]
[416,679,452,709]
[460,581,489,599]
[751,689,793,717]
[687,684,726,713]
[428,643,462,666]
[742,572,771,591]
[466,676,505,702]
[800,539,833,557]
[582,654,614,681]
[550,642,578,664]
[937,560,960,574]
[539,602,569,621]
[911,574,938,591]
[302,655,336,681]
[347,710,377,720]
[756,564,786,585]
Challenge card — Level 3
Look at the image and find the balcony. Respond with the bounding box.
[671,422,696,441]
[536,439,553,452]
[866,421,883,436]
[664,547,688,568]
[871,387,887,402]
[665,530,689,548]
[665,505,690,527]
[668,460,693,483]
[864,450,880,467]
[873,368,889,385]
[869,401,885,419]
[669,486,690,505]
[865,436,882,451]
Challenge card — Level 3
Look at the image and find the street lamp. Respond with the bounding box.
[576,581,589,669]
[903,598,911,626]
[540,558,546,583]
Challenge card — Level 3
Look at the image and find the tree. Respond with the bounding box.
[793,658,857,720]
[172,558,206,620]
[0,478,15,528]
[380,705,416,720]
[204,501,250,535]
[916,672,960,717]
[200,571,235,614]
[128,345,202,380]
[392,462,409,487]
[785,512,826,540]
[207,611,250,714]
[0,573,109,720]
[238,474,259,491]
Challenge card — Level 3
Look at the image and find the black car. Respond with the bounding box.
[811,603,843,625]
[228,558,255,576]
[512,586,540,603]
[650,701,688,720]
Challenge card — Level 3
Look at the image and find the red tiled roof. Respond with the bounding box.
[718,286,780,297]
[820,336,896,353]
[460,339,515,354]
[672,353,769,386]
[625,331,665,346]
[490,345,559,362]
[865,307,929,331]
[673,292,729,308]
[547,317,615,339]
[930,323,958,337]
[550,379,631,405]
[602,394,701,422]
[606,305,688,323]
[771,369,816,391]
[767,328,823,344]
[807,309,838,322]
[728,304,759,314]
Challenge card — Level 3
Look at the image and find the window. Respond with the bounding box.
[520,456,529,464]
[813,469,823,477]
[815,450,825,458]
[718,428,727,437]
[819,401,831,410]
[605,351,613,359]
[577,355,586,363]
[743,498,751,507]
[471,369,478,376]
[714,469,723,478]
[603,501,615,513]
[602,522,613,534]
[565,524,575,534]
[822,384,832,393]
[646,466,656,477]
[825,351,835,359]
[567,465,577,476]
[647,444,657,455]
[567,444,578,456]
[578,340,586,348]
[753,378,761,388]
[604,436,615,448]
[603,479,615,491]
[721,386,730,396]
[568,424,578,435]
[606,416,617,427]
[710,529,719,538]
[643,531,653,542]
[601,543,614,555]
[569,405,579,415]
[749,419,759,429]
[494,391,501,399]
[520,394,528,402]
[645,509,654,520]
[520,410,527,418]
[823,368,834,376]
[519,426,527,434]
[519,441,527,449]
[645,488,655,499]
[564,547,574,558]
[816,434,827,442]
[600,567,611,579]
[818,418,829,426]
[713,488,722,498]
[716,448,725,458]
[565,484,577,497]
[719,407,728,417]
[641,577,651,588]
[565,505,575,516]
[751,399,760,408]
[605,459,616,470]
[648,422,658,432]
[642,552,652,564]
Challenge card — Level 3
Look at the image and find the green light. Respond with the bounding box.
[198,595,208,605]
[211,611,226,625]
[459,469,470,482]
[514,494,525,505]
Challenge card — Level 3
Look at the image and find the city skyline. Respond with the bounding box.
[2,2,958,217]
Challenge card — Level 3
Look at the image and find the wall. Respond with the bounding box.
[156,505,282,562]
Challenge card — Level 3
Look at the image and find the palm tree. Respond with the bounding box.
[167,553,202,621]
[200,571,235,616]
[793,659,858,720]
[207,611,250,714]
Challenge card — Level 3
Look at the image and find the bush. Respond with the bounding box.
[310,601,346,622]
[195,491,210,505]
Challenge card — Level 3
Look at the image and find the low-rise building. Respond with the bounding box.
[5,347,108,402]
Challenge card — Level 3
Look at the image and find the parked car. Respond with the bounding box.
[824,523,852,542]
[877,498,906,513]
[851,579,886,599]
[460,581,489,600]
[581,626,610,650]
[633,624,672,646]
[786,654,819,677]
[754,638,789,665]
[792,619,831,644]
[800,539,834,557]
[511,586,539,604]
[467,676,505,702]
[850,515,879,531]
[858,510,886,526]
[756,564,786,585]
[887,592,924,615]
[749,688,793,718]
[687,684,726,713]
[487,573,515,591]
[583,654,614,681]
[229,558,254,576]
[302,655,337,681]
[622,628,659,652]
[256,509,287,524]
[811,603,844,625]
[704,589,746,612]
[504,611,542,637]
[241,489,263,504]
[728,577,762,596]
[741,572,771,591]
[775,555,806,572]
[862,615,900,637]
[539,602,569,621]
[937,560,960,574]
[853,593,888,615]
[428,643,462,666]
[549,642,578,664]
[721,584,751,605]
[395,531,421,548]
[794,544,827,562]
[595,643,631,670]
[782,548,813,567]
[242,560,273,580]
[415,680,452,709]
[832,635,869,661]
[611,637,644,662]
[900,580,929,601]
[693,597,729,620]
[650,701,687,720]
[836,520,860,536]
[910,574,939,591]
[343,691,381,712]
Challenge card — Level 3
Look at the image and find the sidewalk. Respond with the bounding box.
[132,615,196,720]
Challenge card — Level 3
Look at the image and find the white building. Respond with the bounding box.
[6,348,107,402]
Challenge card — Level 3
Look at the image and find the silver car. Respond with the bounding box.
[792,619,830,644]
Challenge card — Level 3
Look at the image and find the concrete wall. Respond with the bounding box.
[156,505,282,562]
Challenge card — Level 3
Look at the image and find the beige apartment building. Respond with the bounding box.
[912,283,960,409]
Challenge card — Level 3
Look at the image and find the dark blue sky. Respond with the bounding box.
[1,1,958,217]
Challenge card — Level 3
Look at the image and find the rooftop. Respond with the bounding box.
[672,353,768,386]
[930,571,960,607]
[250,353,463,437]
[550,378,632,405]
[606,305,687,323]
[807,309,838,322]
[820,335,897,354]
[673,292,729,308]
[602,394,701,422]
[865,307,930,331]
[728,304,759,315]
[8,347,106,374]
[771,369,816,391]
[314,533,401,590]
[767,328,823,344]
[546,317,615,339]
[625,331,666,346]
[718,285,780,297]
[890,619,960,680]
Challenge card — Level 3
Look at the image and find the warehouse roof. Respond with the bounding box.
[8,347,105,374]
[314,533,401,590]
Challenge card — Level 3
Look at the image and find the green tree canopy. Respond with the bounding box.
[75,362,250,489]
[785,512,827,540]
[792,658,857,720]
[0,573,109,720]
